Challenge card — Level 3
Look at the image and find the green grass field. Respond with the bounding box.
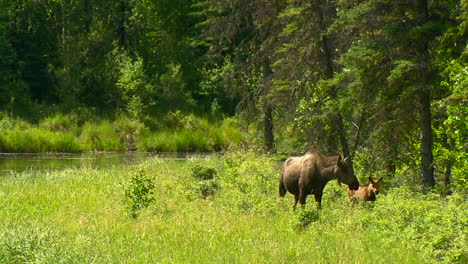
[0,151,466,263]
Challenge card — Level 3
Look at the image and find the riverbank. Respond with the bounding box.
[0,151,465,263]
[0,114,242,153]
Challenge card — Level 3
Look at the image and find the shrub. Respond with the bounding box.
[190,165,219,199]
[123,169,156,219]
[290,208,320,231]
[191,165,217,180]
[113,116,148,136]
[194,179,220,199]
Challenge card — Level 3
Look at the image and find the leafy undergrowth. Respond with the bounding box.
[0,151,466,263]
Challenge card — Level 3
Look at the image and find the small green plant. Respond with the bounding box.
[123,169,156,219]
[191,165,217,180]
[191,165,219,198]
[195,180,220,199]
[291,208,320,231]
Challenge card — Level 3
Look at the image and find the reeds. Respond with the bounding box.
[0,114,242,153]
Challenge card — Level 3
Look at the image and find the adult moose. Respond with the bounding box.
[279,149,359,209]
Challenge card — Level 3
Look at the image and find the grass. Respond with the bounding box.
[0,114,242,153]
[0,151,466,263]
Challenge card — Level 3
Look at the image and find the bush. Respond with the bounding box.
[290,208,320,231]
[123,169,156,219]
[190,165,219,199]
[194,179,220,199]
[217,150,280,214]
[191,165,217,180]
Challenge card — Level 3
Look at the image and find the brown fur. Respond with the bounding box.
[347,176,383,202]
[279,149,360,210]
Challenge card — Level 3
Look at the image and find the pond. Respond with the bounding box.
[0,152,206,176]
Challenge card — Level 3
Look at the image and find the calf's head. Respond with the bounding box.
[367,176,383,195]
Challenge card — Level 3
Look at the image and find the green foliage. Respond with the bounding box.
[39,113,79,134]
[189,164,220,199]
[137,114,242,152]
[217,150,281,214]
[80,121,124,151]
[360,188,468,263]
[194,179,220,199]
[114,48,156,119]
[113,115,148,136]
[199,56,241,116]
[192,164,217,180]
[123,168,156,219]
[290,208,320,231]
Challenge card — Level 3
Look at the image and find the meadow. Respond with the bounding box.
[0,151,466,263]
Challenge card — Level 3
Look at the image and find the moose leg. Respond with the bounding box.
[298,190,308,208]
[292,195,299,210]
[279,179,287,197]
[314,190,323,209]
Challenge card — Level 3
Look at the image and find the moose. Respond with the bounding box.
[279,149,360,209]
[347,176,383,202]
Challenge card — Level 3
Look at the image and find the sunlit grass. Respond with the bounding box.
[0,115,243,153]
[0,128,83,153]
[0,153,466,263]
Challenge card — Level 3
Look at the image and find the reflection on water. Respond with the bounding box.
[0,152,207,176]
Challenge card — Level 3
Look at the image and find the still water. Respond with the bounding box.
[0,152,203,176]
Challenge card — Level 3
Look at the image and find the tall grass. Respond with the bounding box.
[137,117,242,152]
[0,113,243,153]
[80,121,124,151]
[0,152,465,263]
[0,128,83,153]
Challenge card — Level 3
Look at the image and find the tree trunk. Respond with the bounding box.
[443,161,451,196]
[262,59,275,152]
[84,0,91,33]
[119,0,126,46]
[419,88,435,189]
[263,104,275,151]
[314,0,352,165]
[415,0,435,190]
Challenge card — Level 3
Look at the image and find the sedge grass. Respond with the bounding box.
[0,153,466,263]
[0,115,242,153]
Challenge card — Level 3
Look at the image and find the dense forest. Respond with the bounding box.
[0,0,466,192]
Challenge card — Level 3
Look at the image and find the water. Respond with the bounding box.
[0,152,206,176]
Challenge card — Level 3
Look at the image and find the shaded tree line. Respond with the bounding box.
[0,0,466,191]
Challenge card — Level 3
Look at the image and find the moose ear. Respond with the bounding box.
[376,177,383,183]
[368,176,375,184]
[337,155,343,166]
[343,156,349,162]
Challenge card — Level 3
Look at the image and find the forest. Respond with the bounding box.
[0,0,467,193]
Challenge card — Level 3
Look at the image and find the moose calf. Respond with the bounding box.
[347,176,383,202]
